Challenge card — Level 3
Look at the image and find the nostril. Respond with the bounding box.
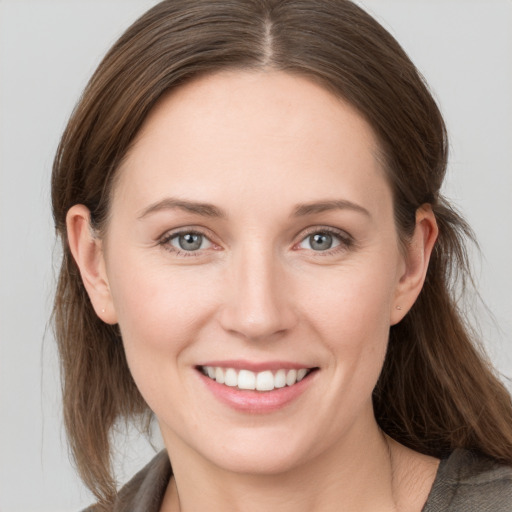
[218,301,298,341]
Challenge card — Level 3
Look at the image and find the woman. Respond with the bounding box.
[51,1,512,510]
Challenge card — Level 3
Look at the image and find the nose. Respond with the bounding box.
[219,243,298,341]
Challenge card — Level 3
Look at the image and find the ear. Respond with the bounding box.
[66,205,118,324]
[390,205,438,325]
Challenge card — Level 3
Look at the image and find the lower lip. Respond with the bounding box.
[197,370,316,413]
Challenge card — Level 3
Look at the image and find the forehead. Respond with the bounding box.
[134,70,379,154]
[114,70,391,218]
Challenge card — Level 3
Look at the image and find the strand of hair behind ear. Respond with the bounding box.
[374,200,512,464]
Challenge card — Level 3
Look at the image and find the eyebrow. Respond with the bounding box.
[137,197,371,220]
[293,199,371,218]
[137,198,226,219]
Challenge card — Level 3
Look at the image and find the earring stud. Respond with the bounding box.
[395,305,402,310]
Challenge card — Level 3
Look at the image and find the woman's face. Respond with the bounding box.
[92,71,424,474]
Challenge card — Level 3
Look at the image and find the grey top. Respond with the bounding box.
[85,448,512,511]
[422,449,512,511]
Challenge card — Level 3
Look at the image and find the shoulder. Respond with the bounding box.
[423,449,512,512]
[82,450,172,512]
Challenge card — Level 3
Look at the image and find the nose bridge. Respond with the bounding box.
[220,239,295,340]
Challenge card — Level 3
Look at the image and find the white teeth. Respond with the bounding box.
[286,369,297,386]
[238,369,256,390]
[297,368,308,381]
[256,370,274,391]
[215,367,225,384]
[224,368,238,387]
[202,366,311,391]
[274,369,287,388]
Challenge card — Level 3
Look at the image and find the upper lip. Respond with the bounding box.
[196,360,315,372]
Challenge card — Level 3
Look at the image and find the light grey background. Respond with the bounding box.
[0,1,510,511]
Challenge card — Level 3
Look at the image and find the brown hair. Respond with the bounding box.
[51,0,512,506]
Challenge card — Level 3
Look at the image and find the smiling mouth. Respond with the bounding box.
[197,366,317,392]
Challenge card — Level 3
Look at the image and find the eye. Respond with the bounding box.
[299,231,341,251]
[295,227,355,255]
[167,231,213,252]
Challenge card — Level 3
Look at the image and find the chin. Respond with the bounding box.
[193,424,323,476]
[209,447,308,476]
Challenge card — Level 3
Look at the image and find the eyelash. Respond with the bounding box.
[158,226,354,257]
[294,226,354,256]
[158,228,216,258]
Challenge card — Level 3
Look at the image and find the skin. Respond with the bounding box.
[68,71,439,511]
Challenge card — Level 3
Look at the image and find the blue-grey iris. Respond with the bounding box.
[179,233,203,250]
[310,233,333,251]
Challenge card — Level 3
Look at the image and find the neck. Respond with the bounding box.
[159,419,431,512]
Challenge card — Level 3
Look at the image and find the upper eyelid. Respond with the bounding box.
[158,228,217,255]
[158,229,217,257]
[157,224,353,249]
[297,225,353,241]
[293,226,355,255]
[159,226,215,242]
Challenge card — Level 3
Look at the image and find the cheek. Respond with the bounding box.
[107,253,220,363]
[106,254,226,416]
[302,260,397,339]
[301,259,398,386]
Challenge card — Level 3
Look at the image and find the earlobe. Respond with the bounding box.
[66,205,118,324]
[390,205,438,325]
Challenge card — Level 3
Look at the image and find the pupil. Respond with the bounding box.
[310,233,332,251]
[179,233,202,250]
